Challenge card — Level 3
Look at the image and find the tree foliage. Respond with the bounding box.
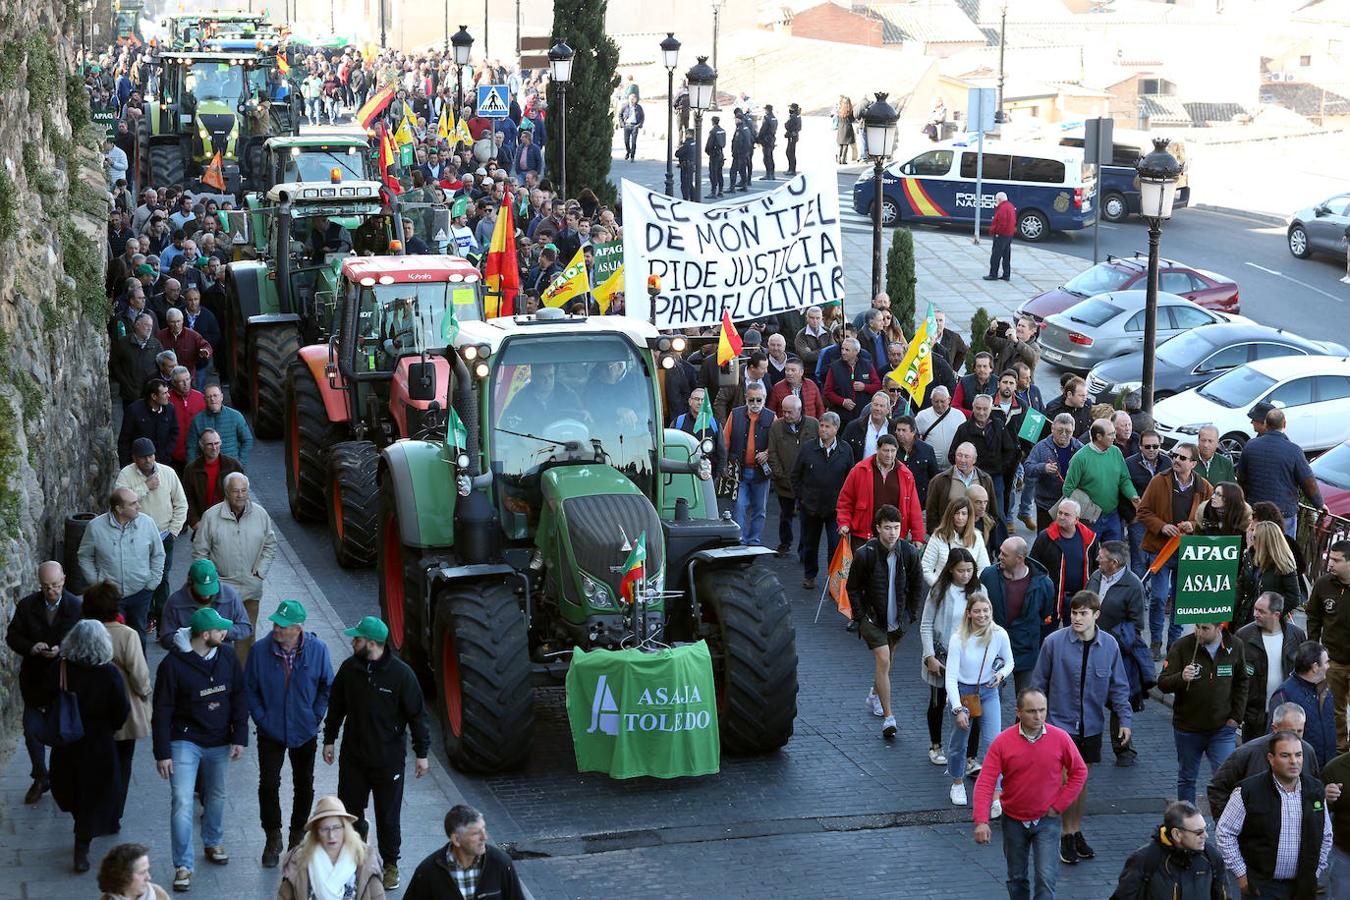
[547,0,621,207]
[885,228,917,338]
[968,307,991,373]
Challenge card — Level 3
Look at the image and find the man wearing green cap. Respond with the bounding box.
[323,615,431,891]
[245,600,335,867]
[153,605,249,892]
[158,559,252,652]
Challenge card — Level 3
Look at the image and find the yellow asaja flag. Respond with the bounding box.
[437,106,453,141]
[541,247,591,308]
[885,302,937,407]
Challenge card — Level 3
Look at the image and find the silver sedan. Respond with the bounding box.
[1037,290,1247,373]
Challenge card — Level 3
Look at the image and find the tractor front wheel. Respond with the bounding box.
[247,324,299,439]
[698,565,799,754]
[326,441,380,568]
[285,360,344,522]
[433,581,535,773]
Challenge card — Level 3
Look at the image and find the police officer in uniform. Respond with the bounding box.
[675,129,696,200]
[705,115,726,198]
[730,109,753,192]
[757,103,779,181]
[784,103,802,177]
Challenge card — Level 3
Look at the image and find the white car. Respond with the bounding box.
[1153,355,1350,459]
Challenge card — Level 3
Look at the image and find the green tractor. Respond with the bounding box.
[224,178,405,439]
[283,254,483,568]
[379,309,799,772]
[242,134,377,252]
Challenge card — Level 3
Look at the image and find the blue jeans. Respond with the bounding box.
[947,681,1001,780]
[1016,464,1034,519]
[991,473,1007,524]
[170,741,230,870]
[1331,844,1350,900]
[1143,551,1181,646]
[734,470,770,546]
[1126,521,1148,580]
[1091,509,1122,543]
[1002,814,1062,900]
[1284,514,1297,538]
[120,587,152,653]
[1174,725,1238,804]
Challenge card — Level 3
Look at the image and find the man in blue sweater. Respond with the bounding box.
[1268,641,1337,772]
[1237,407,1325,536]
[245,600,335,867]
[153,606,249,893]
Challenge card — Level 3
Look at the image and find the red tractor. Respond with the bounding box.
[284,255,483,567]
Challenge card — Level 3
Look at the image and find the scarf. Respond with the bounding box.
[308,848,358,900]
[102,887,155,900]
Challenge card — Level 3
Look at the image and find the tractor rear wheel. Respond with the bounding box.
[377,478,428,679]
[147,138,187,191]
[433,582,534,773]
[247,324,298,439]
[698,565,799,754]
[326,441,379,568]
[284,360,344,522]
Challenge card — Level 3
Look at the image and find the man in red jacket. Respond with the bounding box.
[984,192,1016,282]
[836,434,926,549]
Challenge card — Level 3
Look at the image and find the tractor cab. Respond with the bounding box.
[245,135,374,197]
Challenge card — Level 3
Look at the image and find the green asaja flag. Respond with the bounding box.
[446,407,468,449]
[1017,407,1047,443]
[565,640,720,779]
[693,387,714,434]
[1173,535,1242,624]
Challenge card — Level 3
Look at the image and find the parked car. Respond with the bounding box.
[1038,290,1246,373]
[1018,255,1240,326]
[1287,193,1350,260]
[1153,355,1350,460]
[1086,323,1348,405]
[1311,440,1350,517]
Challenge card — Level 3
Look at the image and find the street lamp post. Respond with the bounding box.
[686,57,716,202]
[451,26,473,128]
[862,92,900,302]
[661,32,681,197]
[549,41,575,200]
[1135,137,1184,414]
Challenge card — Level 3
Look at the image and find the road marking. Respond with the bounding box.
[1244,262,1344,302]
[1246,262,1281,275]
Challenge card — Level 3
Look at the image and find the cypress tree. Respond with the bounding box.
[547,0,621,207]
[885,227,917,338]
[968,307,991,373]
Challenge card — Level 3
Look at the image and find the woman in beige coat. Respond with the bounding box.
[278,796,385,900]
[82,581,152,830]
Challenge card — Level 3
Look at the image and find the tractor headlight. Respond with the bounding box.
[581,573,615,609]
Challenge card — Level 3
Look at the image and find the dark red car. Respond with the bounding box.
[1017,254,1240,326]
[1312,440,1350,518]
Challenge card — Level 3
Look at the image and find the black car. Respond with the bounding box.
[1085,323,1348,404]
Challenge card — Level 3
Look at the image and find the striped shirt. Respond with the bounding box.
[1215,780,1332,880]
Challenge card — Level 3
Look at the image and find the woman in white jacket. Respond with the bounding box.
[944,591,1014,808]
[920,497,990,587]
[918,548,982,768]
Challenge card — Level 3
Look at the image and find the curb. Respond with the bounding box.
[1191,204,1287,228]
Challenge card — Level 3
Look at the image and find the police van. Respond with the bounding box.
[1058,129,1190,223]
[851,139,1095,242]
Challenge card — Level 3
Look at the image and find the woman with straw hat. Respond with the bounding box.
[277,796,385,900]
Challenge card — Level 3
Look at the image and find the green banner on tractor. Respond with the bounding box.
[565,640,720,779]
[1173,535,1243,624]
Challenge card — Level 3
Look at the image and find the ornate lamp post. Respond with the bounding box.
[1135,137,1184,414]
[685,56,716,202]
[549,40,575,200]
[862,92,900,301]
[451,26,473,123]
[661,32,681,196]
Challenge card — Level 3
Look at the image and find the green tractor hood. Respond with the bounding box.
[536,464,666,624]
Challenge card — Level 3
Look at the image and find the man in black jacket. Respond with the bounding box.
[756,103,778,180]
[405,804,525,900]
[792,411,855,590]
[705,115,726,198]
[1207,702,1328,818]
[784,103,801,176]
[950,394,1019,523]
[5,561,82,805]
[894,415,940,507]
[323,616,431,891]
[730,109,753,192]
[846,504,924,741]
[1234,592,1305,739]
[1110,800,1228,900]
[118,378,178,465]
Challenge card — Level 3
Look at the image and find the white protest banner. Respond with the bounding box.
[622,172,845,329]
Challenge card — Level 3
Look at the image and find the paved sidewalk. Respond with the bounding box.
[0,524,471,897]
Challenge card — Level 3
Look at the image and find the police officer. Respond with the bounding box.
[757,103,779,181]
[784,103,801,177]
[705,115,726,198]
[675,128,696,200]
[731,109,753,192]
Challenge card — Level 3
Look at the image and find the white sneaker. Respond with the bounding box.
[867,691,884,718]
[966,757,982,777]
[950,782,968,806]
[929,745,948,766]
[990,798,1003,819]
[882,715,897,739]
[1341,275,1350,284]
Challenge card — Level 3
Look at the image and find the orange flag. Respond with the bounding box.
[202,150,226,191]
[1150,533,1181,574]
[483,183,520,318]
[827,539,853,618]
[716,309,743,366]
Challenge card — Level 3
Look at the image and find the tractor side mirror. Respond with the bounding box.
[407,361,436,401]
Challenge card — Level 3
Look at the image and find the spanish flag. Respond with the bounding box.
[355,85,394,129]
[716,309,743,366]
[541,247,590,309]
[482,184,520,318]
[377,124,401,195]
[277,55,290,76]
[886,302,936,407]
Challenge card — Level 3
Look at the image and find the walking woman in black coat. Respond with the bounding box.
[45,619,131,872]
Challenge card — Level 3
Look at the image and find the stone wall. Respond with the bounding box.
[0,5,116,719]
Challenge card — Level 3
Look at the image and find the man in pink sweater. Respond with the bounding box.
[973,687,1087,899]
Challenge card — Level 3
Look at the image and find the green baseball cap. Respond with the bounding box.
[190,606,233,634]
[196,255,211,266]
[268,599,307,627]
[135,263,155,276]
[188,558,220,597]
[344,615,389,643]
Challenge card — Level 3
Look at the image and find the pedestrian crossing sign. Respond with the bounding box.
[477,84,509,119]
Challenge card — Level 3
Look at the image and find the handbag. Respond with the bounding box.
[31,660,84,747]
[959,642,991,718]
